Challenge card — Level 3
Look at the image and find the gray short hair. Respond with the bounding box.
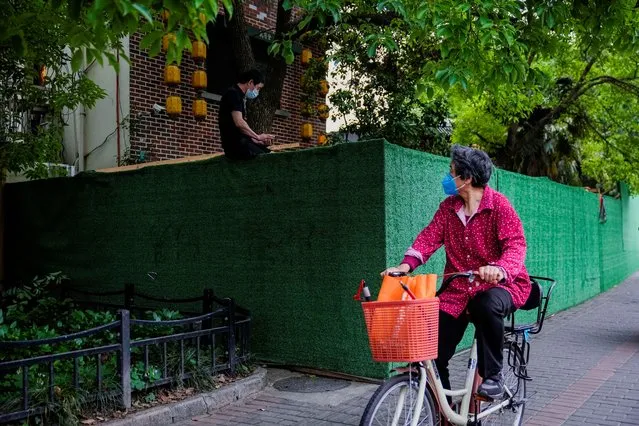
[451,145,493,187]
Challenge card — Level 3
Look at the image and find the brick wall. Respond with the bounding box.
[128,1,325,162]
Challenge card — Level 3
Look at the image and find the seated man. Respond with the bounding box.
[218,69,275,160]
[381,145,531,400]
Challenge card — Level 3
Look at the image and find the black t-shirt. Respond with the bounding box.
[218,85,246,148]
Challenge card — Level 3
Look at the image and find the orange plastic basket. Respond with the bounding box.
[362,298,439,362]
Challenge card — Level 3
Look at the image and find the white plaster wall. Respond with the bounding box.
[62,37,130,172]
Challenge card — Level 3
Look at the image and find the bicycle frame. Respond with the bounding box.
[391,338,517,426]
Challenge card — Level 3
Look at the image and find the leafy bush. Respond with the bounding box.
[0,272,243,424]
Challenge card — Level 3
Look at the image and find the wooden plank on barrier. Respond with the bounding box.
[96,143,301,174]
[269,143,300,151]
[97,153,223,173]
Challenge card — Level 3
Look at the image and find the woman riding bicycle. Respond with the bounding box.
[381,145,531,400]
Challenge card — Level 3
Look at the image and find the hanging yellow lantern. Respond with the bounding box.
[319,80,329,96]
[193,99,207,121]
[318,134,328,145]
[192,70,207,90]
[164,64,181,86]
[301,49,313,66]
[162,33,176,52]
[166,95,182,117]
[317,104,329,120]
[192,41,207,62]
[199,12,208,24]
[301,123,313,139]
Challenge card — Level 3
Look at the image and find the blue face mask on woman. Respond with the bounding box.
[442,174,460,195]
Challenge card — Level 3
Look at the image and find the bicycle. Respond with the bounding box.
[359,272,556,426]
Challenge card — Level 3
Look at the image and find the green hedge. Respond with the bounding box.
[4,140,638,378]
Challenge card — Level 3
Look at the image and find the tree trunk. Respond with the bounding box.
[227,0,256,72]
[226,0,303,134]
[247,0,292,134]
[249,56,288,133]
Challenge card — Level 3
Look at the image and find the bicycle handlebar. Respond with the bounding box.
[437,272,476,297]
[383,271,476,297]
[441,271,475,287]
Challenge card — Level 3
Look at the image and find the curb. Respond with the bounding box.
[106,367,267,425]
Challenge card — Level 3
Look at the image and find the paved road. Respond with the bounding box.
[178,272,639,425]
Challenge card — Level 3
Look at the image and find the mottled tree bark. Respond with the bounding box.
[228,0,292,134]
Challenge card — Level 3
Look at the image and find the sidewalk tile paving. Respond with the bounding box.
[175,272,639,426]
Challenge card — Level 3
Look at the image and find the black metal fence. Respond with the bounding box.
[0,285,251,424]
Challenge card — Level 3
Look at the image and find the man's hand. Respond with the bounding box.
[255,134,275,145]
[380,263,411,277]
[478,265,504,284]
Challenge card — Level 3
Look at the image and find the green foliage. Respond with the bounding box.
[450,100,506,150]
[2,0,235,69]
[0,273,241,423]
[3,0,637,190]
[0,1,107,180]
[295,0,639,193]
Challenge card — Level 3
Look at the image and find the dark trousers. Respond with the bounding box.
[223,136,270,161]
[435,287,515,391]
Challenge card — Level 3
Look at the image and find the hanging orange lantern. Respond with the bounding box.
[161,10,170,22]
[193,99,207,120]
[301,49,313,66]
[319,80,329,96]
[192,41,207,62]
[164,64,181,86]
[318,134,328,145]
[38,65,47,86]
[192,70,207,90]
[162,33,176,52]
[301,123,313,139]
[317,104,329,120]
[166,95,182,117]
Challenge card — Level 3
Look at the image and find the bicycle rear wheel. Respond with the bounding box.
[482,344,526,426]
[360,373,439,426]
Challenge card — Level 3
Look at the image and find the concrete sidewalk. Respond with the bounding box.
[175,272,639,425]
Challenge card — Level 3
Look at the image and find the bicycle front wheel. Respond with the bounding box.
[360,373,439,426]
[482,344,527,426]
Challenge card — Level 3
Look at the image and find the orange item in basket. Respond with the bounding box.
[378,274,437,301]
[362,273,439,363]
[363,298,439,362]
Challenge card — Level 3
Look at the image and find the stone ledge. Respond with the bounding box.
[106,367,267,425]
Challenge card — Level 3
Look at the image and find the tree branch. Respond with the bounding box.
[528,56,599,134]
[584,116,639,165]
[577,75,639,98]
[472,131,493,146]
[283,11,400,36]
